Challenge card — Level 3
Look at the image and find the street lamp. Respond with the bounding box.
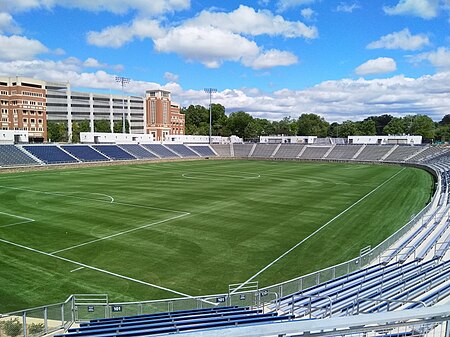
[204,88,217,144]
[115,76,130,133]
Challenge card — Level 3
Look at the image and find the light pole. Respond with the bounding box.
[115,76,130,133]
[204,88,217,144]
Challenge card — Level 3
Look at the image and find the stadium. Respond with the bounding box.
[1,141,450,337]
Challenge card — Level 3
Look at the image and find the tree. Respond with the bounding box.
[338,120,358,137]
[439,114,450,125]
[410,114,435,139]
[297,113,329,137]
[356,119,376,135]
[365,115,393,135]
[113,120,130,133]
[94,120,111,133]
[383,117,406,135]
[226,111,254,139]
[47,121,68,143]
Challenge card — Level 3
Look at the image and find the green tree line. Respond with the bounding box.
[183,104,449,142]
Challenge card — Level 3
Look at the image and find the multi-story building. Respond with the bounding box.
[0,77,185,142]
[145,90,185,141]
[0,77,47,142]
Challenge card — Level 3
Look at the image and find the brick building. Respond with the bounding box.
[0,77,185,143]
[0,77,47,142]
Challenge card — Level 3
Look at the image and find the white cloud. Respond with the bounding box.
[383,0,440,19]
[244,49,298,69]
[87,18,165,48]
[0,12,21,34]
[355,57,397,76]
[336,2,361,13]
[0,35,48,61]
[276,0,316,12]
[412,47,450,69]
[186,5,318,39]
[154,25,260,68]
[367,28,430,51]
[301,8,315,20]
[1,0,190,16]
[1,58,449,122]
[164,72,179,82]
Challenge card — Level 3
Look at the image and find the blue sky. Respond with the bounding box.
[0,0,449,122]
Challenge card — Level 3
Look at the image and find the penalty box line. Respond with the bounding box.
[231,167,407,295]
[0,237,216,305]
[51,212,190,254]
[0,211,35,228]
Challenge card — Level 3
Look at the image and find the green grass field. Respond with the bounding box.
[0,159,434,313]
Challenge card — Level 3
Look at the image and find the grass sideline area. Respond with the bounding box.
[0,160,434,313]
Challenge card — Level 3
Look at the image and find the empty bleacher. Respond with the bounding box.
[355,145,394,161]
[118,144,159,160]
[233,144,254,157]
[272,144,304,159]
[141,144,179,158]
[383,146,423,162]
[299,146,330,160]
[23,145,78,164]
[407,146,450,162]
[326,145,362,160]
[92,145,136,161]
[0,145,39,167]
[251,144,279,158]
[61,145,109,162]
[211,144,232,157]
[188,145,216,157]
[165,144,200,157]
[56,306,293,337]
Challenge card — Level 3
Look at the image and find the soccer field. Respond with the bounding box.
[0,160,434,313]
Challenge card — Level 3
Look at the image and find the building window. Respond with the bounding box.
[30,118,35,124]
[23,118,27,123]
[163,102,168,125]
[150,101,156,124]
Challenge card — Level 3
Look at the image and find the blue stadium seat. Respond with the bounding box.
[188,145,216,157]
[118,144,158,160]
[92,145,136,160]
[61,145,109,162]
[0,145,39,166]
[141,144,179,158]
[23,145,78,164]
[165,144,199,157]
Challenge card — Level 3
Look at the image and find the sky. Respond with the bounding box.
[0,0,449,122]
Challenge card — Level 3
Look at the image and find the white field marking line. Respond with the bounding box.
[56,192,115,203]
[0,238,216,304]
[50,212,190,254]
[182,172,261,180]
[0,211,35,228]
[0,185,189,214]
[70,266,85,273]
[230,167,407,295]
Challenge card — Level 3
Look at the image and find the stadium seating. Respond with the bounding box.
[92,145,136,161]
[355,145,394,161]
[141,144,180,158]
[211,144,232,157]
[188,145,217,157]
[118,144,159,160]
[0,145,39,166]
[326,145,362,160]
[272,144,305,158]
[299,146,330,160]
[383,146,423,162]
[61,145,109,162]
[23,145,78,164]
[165,144,200,157]
[233,144,255,157]
[56,306,293,337]
[251,144,279,158]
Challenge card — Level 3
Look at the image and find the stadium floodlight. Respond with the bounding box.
[204,88,217,144]
[115,76,130,134]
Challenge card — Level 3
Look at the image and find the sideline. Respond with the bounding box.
[0,211,35,228]
[230,167,407,295]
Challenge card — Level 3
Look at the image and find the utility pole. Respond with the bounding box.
[115,76,130,133]
[204,88,217,144]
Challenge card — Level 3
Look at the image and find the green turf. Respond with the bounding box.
[0,160,434,313]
